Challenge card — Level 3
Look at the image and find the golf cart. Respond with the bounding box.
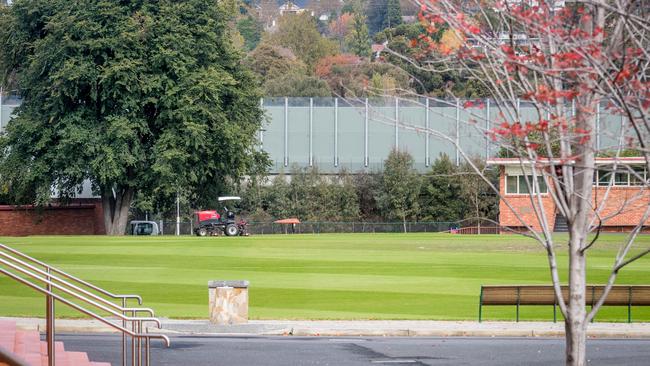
[193,196,249,236]
[129,221,160,235]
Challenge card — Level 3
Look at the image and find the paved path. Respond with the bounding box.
[58,334,650,366]
[4,317,650,338]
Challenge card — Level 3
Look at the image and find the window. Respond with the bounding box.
[614,172,629,186]
[537,176,548,193]
[631,166,646,186]
[518,176,530,194]
[506,175,548,194]
[595,165,647,187]
[506,175,518,194]
[597,169,612,186]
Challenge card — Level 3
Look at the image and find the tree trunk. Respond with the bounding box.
[102,186,135,236]
[563,89,597,365]
[476,197,481,235]
[565,228,588,366]
[403,215,407,233]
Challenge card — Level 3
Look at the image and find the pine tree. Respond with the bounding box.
[366,0,387,35]
[382,0,402,29]
[346,13,371,58]
[375,150,422,233]
[419,154,464,222]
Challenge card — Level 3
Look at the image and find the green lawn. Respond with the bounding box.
[0,233,649,322]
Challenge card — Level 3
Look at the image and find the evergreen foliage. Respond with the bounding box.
[246,44,332,97]
[458,159,499,228]
[264,74,332,97]
[237,15,263,51]
[366,0,388,35]
[259,167,360,222]
[374,23,489,97]
[346,13,372,58]
[382,0,402,29]
[375,149,422,232]
[237,153,498,226]
[419,154,465,222]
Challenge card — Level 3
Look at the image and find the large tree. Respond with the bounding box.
[375,149,422,232]
[267,12,339,70]
[0,0,265,235]
[346,12,372,58]
[419,154,464,222]
[382,0,402,29]
[367,0,388,35]
[245,44,332,97]
[315,54,412,97]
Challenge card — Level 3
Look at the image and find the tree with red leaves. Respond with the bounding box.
[386,1,650,364]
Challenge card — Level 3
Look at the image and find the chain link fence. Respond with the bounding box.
[156,221,461,235]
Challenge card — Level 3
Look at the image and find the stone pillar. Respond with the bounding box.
[208,280,249,325]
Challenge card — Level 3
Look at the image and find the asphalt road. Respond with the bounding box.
[57,334,650,366]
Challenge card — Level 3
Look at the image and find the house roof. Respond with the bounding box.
[279,1,301,11]
[371,44,385,53]
[487,157,648,166]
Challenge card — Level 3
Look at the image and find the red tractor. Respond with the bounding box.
[194,196,249,236]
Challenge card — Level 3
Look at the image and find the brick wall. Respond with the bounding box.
[592,187,650,228]
[0,199,105,236]
[498,166,556,232]
[498,166,650,232]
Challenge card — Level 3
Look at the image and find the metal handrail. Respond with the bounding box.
[0,251,156,317]
[0,257,162,328]
[0,244,143,305]
[0,268,171,344]
[0,244,170,366]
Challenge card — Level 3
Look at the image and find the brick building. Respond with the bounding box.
[0,199,105,236]
[0,179,106,236]
[488,157,650,233]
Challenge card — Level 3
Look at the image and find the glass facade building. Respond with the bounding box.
[0,96,630,174]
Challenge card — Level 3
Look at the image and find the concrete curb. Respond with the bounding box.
[3,317,650,339]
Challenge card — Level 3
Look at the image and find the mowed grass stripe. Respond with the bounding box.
[33,254,646,285]
[0,233,648,320]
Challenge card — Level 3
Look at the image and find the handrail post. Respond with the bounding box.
[478,286,483,323]
[145,337,150,366]
[131,312,136,366]
[45,267,55,366]
[137,319,142,366]
[122,298,127,366]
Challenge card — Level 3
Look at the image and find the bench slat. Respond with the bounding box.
[631,287,650,306]
[481,285,648,306]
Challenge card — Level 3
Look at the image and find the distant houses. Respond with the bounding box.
[279,1,307,16]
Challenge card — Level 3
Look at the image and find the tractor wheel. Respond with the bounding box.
[224,224,239,237]
[197,227,208,237]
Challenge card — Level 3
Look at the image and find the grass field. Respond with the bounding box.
[0,233,649,322]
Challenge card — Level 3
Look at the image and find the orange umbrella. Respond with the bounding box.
[273,218,301,225]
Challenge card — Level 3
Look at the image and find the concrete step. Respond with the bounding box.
[0,319,16,352]
[15,330,48,366]
[14,330,41,358]
[67,351,90,366]
[2,321,110,366]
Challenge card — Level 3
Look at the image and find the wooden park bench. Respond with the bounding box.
[478,285,650,323]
